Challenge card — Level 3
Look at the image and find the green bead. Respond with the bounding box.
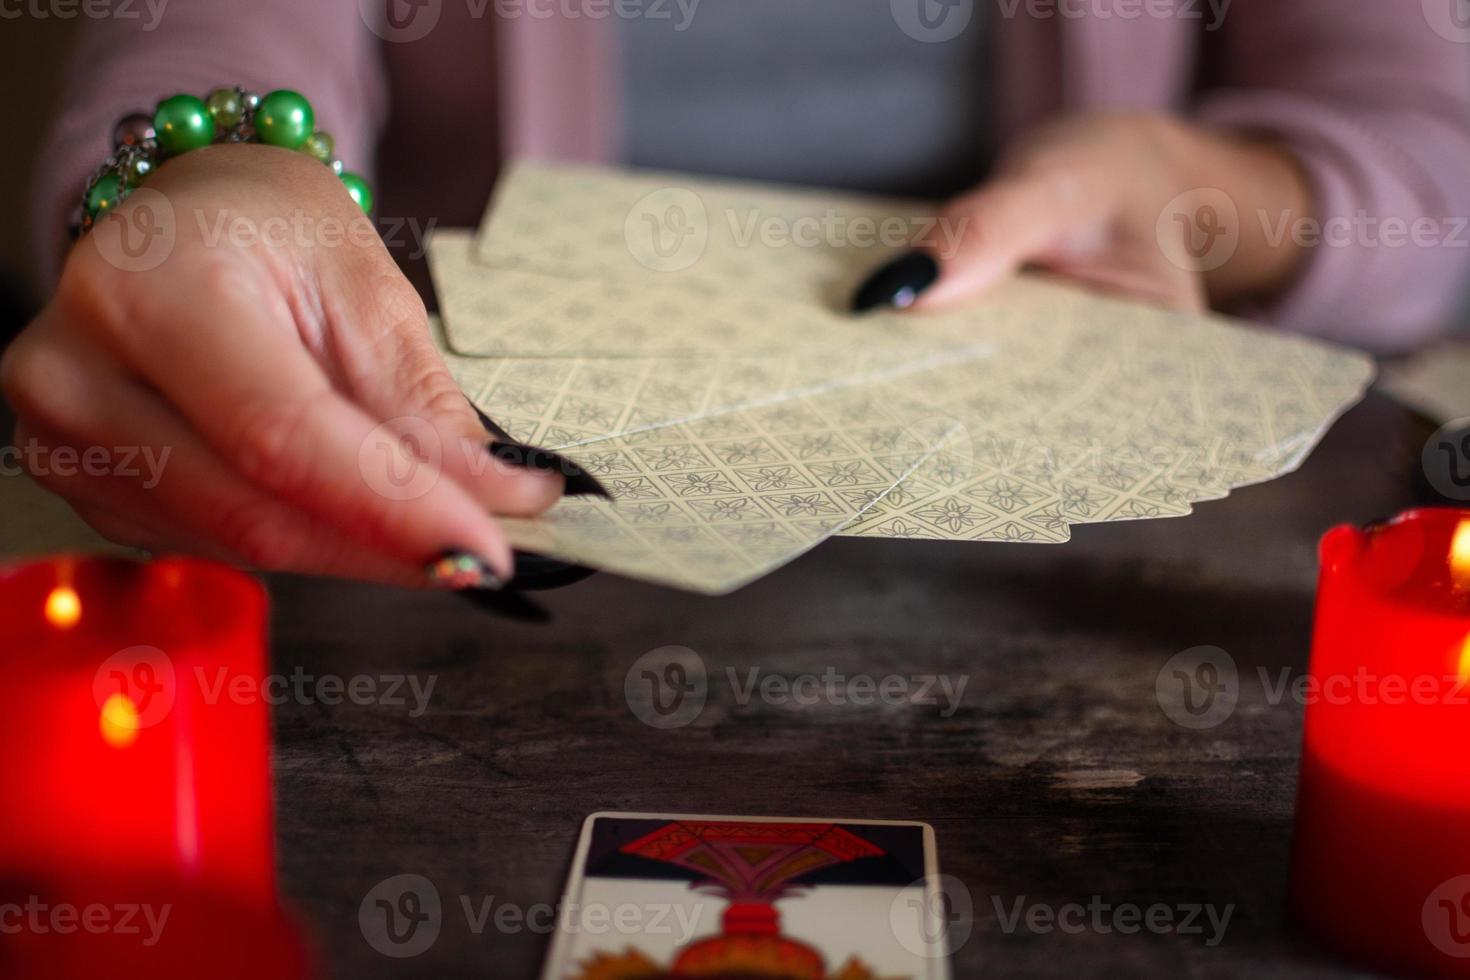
[85,173,123,220]
[255,90,314,149]
[124,154,153,188]
[303,130,334,164]
[340,172,373,214]
[153,94,214,155]
[205,87,243,129]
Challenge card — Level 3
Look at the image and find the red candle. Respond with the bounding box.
[0,555,311,978]
[1290,508,1470,975]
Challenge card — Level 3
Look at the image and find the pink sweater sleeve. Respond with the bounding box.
[1197,0,1470,351]
[29,0,387,290]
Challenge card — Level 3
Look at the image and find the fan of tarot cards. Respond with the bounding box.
[426,163,1374,595]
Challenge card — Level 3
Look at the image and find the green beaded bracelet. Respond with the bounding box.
[73,86,373,237]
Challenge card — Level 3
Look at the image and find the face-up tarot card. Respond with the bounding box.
[540,812,951,980]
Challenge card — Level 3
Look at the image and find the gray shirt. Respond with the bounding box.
[620,0,991,198]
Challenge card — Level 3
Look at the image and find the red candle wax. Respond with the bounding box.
[0,876,314,979]
[0,555,276,906]
[1290,508,1470,975]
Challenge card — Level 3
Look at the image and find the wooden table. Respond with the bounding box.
[262,389,1442,977]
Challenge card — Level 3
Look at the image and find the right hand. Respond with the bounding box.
[2,143,562,587]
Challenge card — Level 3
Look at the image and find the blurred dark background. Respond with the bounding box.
[0,20,73,344]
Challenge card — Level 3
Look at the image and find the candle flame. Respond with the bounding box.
[44,586,82,629]
[98,693,140,748]
[1454,520,1470,593]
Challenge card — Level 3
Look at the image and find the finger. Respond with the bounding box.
[1092,266,1207,313]
[1038,233,1209,313]
[1039,264,1208,313]
[35,424,424,586]
[82,266,518,580]
[916,165,1121,311]
[337,298,565,515]
[11,416,194,554]
[11,417,211,558]
[7,325,433,589]
[70,502,185,555]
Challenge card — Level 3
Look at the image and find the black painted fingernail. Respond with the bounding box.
[508,550,599,591]
[852,251,940,313]
[455,586,551,623]
[468,398,514,442]
[487,441,612,499]
[426,550,504,591]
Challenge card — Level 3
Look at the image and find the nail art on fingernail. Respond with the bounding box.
[851,251,940,313]
[487,441,612,499]
[426,550,504,591]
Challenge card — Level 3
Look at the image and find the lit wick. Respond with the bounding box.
[1455,521,1470,680]
[44,586,81,630]
[98,692,140,748]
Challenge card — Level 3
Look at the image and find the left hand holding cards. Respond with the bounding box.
[3,142,562,588]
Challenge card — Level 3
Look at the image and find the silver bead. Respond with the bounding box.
[113,112,156,149]
[124,150,153,187]
[330,159,344,175]
[242,91,261,111]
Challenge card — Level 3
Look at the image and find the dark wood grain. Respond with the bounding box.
[267,390,1437,979]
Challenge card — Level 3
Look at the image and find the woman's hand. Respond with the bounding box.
[857,113,1313,315]
[2,143,562,588]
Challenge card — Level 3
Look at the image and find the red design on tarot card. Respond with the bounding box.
[620,821,885,903]
[605,821,896,979]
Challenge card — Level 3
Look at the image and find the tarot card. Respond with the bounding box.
[540,812,952,980]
